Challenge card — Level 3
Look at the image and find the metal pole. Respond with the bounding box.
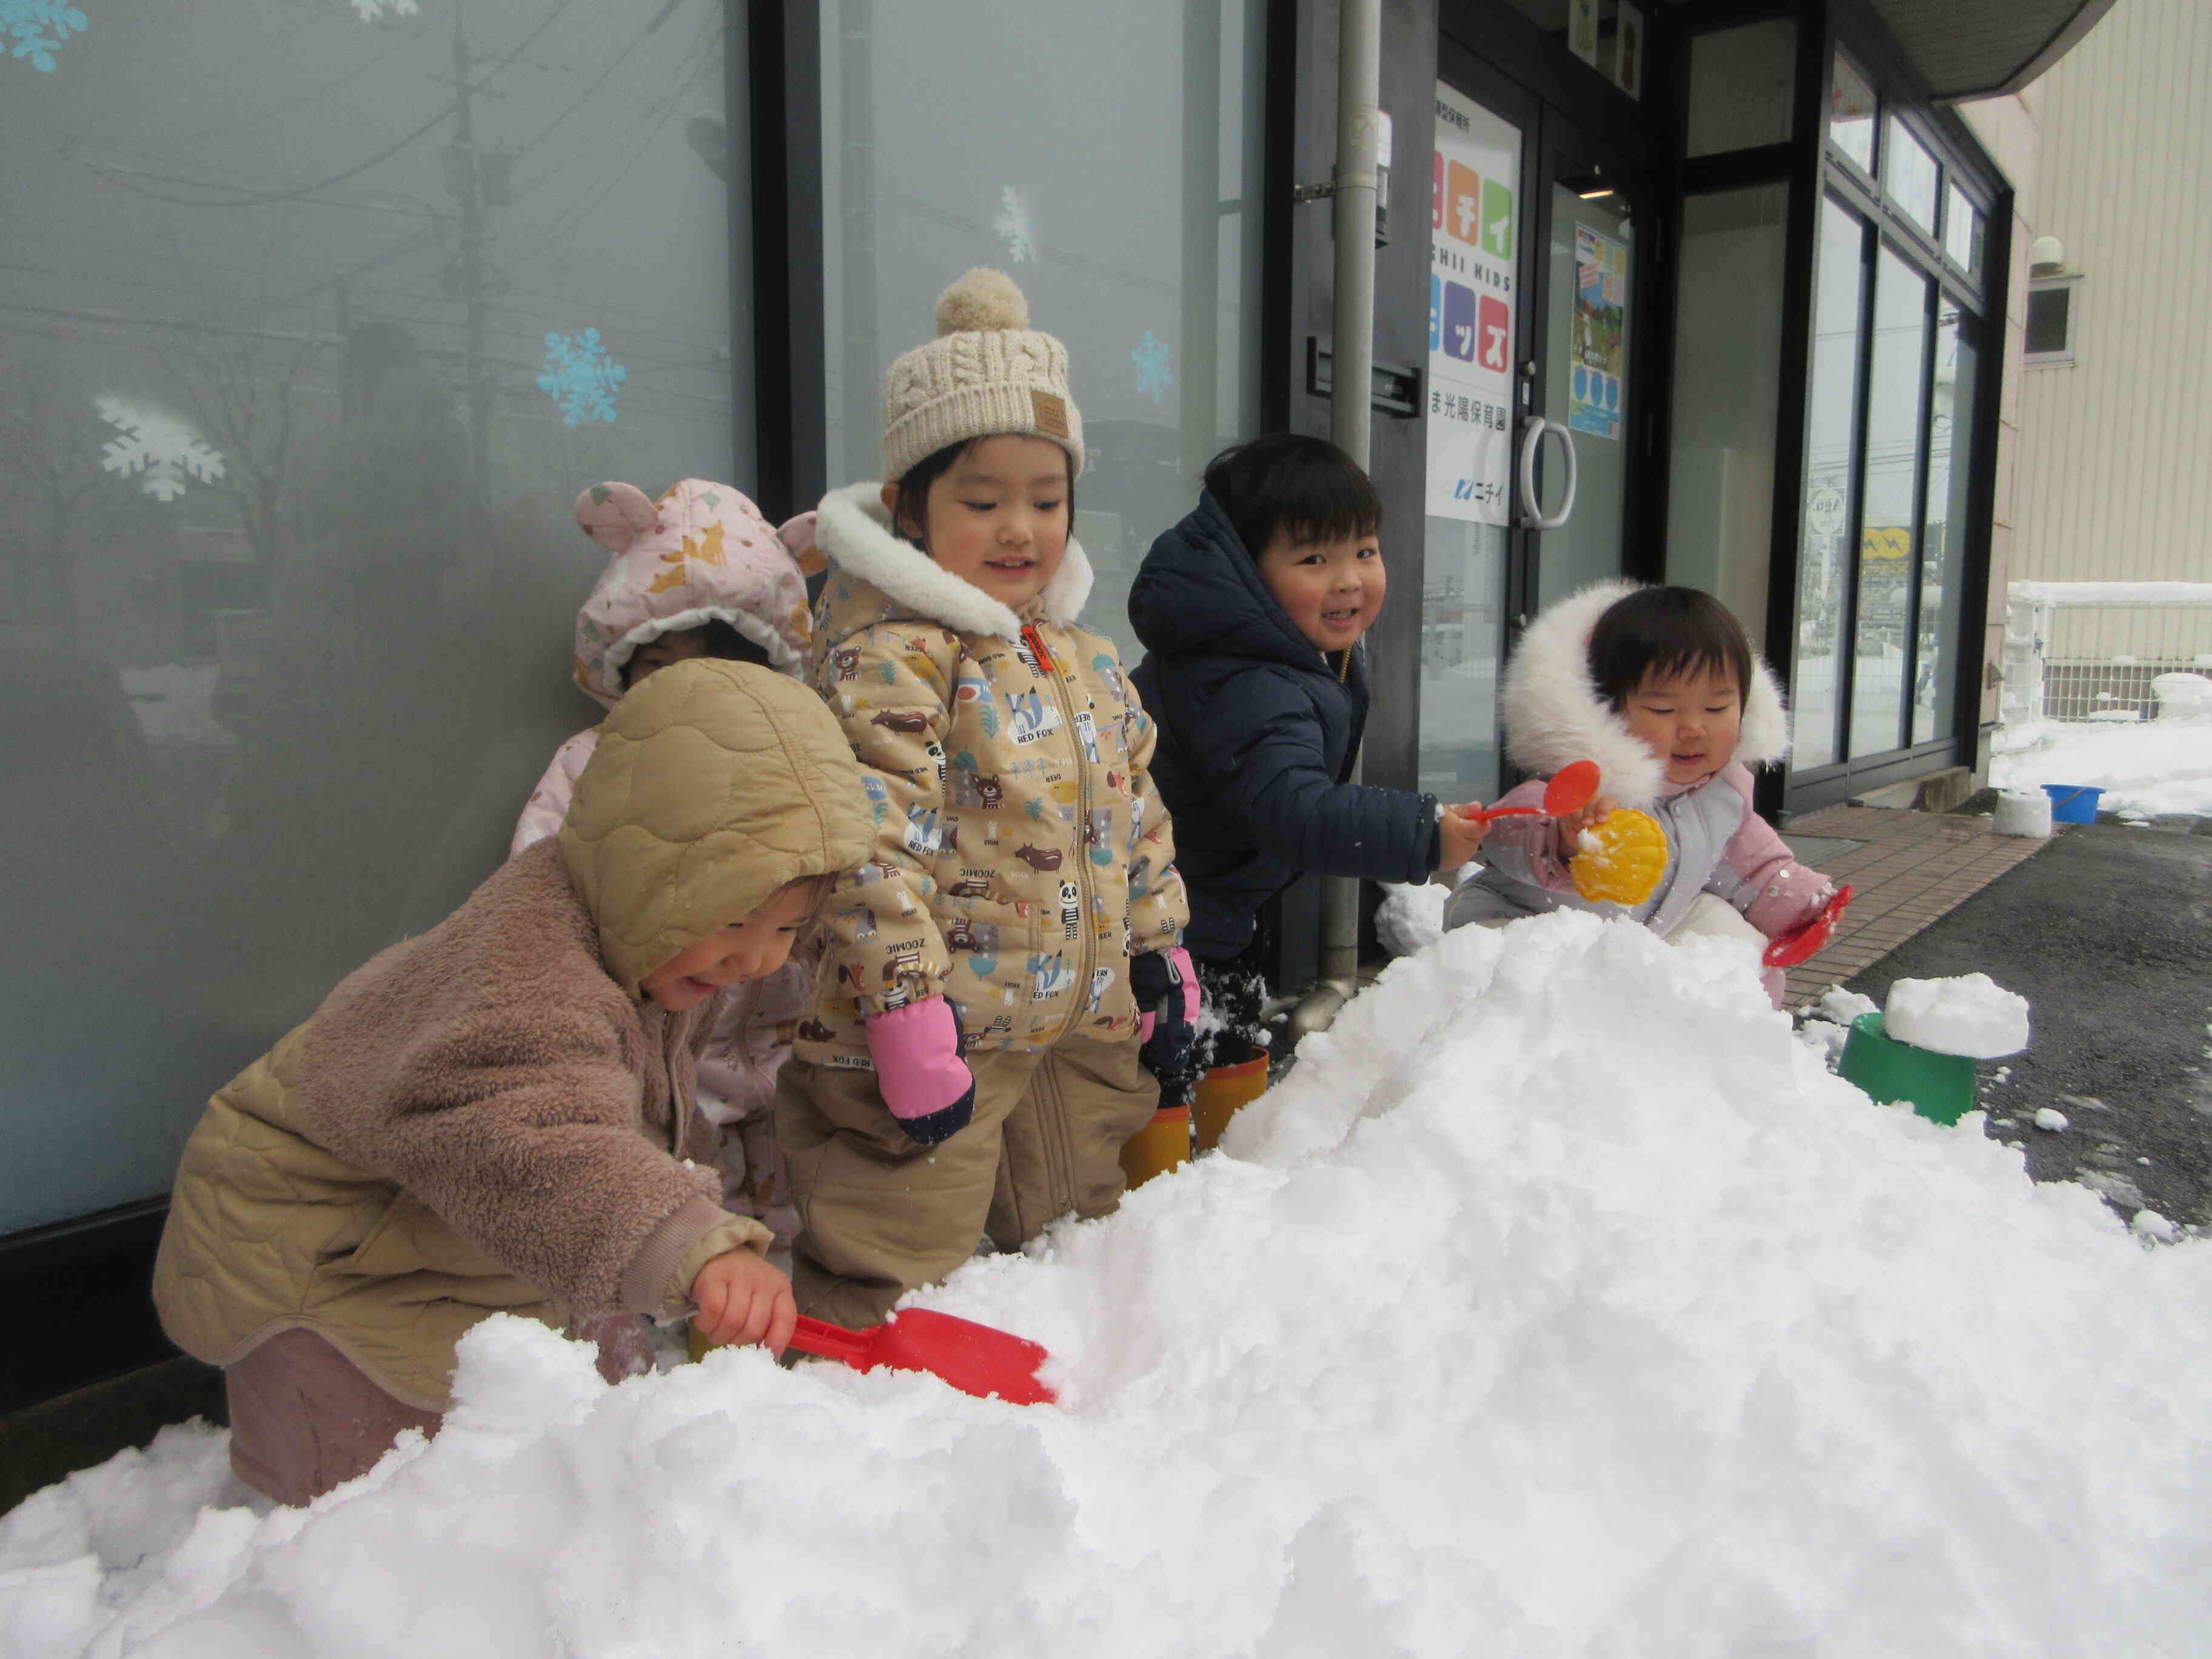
[1293,0,1381,1035]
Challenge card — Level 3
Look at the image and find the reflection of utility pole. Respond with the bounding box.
[450,0,491,521]
[839,0,877,483]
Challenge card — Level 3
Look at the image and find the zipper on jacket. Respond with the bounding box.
[1027,622,1098,1045]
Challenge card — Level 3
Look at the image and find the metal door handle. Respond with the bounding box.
[1517,417,1578,531]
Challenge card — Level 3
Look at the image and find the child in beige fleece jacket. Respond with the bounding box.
[153,662,874,1507]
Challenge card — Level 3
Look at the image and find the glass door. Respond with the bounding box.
[1419,62,1654,802]
[1419,75,1526,802]
[1530,129,1640,611]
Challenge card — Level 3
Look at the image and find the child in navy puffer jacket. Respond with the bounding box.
[1130,434,1492,1084]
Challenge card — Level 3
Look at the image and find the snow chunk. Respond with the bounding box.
[2035,1107,2070,1132]
[2133,1210,2183,1244]
[1376,880,1449,957]
[1813,986,1880,1025]
[1885,973,2031,1057]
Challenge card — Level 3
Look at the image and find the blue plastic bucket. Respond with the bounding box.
[2042,783,2103,823]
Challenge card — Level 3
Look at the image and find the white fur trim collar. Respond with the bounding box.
[813,482,1095,639]
[1501,580,1790,810]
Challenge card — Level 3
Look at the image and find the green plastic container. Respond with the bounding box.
[1837,1011,1979,1125]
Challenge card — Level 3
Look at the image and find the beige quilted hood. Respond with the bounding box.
[557,659,876,997]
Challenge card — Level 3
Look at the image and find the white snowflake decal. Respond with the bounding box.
[95,395,226,503]
[346,0,418,20]
[537,328,626,427]
[993,186,1038,266]
[3,1,89,73]
[1132,332,1175,404]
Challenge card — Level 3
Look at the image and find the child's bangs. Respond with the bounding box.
[1589,587,1753,709]
[1203,434,1382,556]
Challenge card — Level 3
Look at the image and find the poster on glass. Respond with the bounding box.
[1427,85,1519,525]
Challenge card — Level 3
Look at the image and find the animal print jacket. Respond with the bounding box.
[792,483,1189,1063]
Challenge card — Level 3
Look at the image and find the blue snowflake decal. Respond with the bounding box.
[1131,331,1175,405]
[4,1,89,72]
[537,327,626,427]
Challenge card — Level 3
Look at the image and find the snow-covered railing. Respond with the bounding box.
[2002,581,2212,724]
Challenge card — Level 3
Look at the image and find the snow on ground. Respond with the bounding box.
[1992,712,2212,817]
[7,913,2212,1657]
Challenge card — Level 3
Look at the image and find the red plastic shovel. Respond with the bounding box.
[1460,758,1603,825]
[1763,883,1855,968]
[789,1309,1057,1406]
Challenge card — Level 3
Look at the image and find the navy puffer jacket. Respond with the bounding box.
[1129,492,1440,960]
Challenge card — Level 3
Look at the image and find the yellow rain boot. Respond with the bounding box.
[1191,1048,1270,1153]
[1119,1105,1192,1190]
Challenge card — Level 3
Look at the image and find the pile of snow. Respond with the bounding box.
[1884,973,2031,1058]
[1992,713,2212,817]
[1376,879,1450,956]
[8,913,2212,1657]
[2153,672,2212,722]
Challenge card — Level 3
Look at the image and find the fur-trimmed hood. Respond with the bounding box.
[811,481,1094,640]
[1502,580,1789,809]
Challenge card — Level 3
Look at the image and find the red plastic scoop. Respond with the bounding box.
[1462,759,1603,825]
[1763,884,1854,968]
[788,1309,1057,1405]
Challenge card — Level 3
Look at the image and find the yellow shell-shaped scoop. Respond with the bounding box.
[1569,808,1668,907]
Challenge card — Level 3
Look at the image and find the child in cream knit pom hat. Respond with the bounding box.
[775,268,1196,1329]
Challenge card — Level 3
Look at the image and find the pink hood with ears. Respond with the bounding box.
[570,478,828,708]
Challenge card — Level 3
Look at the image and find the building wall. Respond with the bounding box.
[1996,0,2212,663]
[1957,82,2039,740]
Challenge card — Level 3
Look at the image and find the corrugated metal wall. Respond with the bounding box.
[2011,0,2212,663]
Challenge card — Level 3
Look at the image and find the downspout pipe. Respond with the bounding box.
[1290,0,1382,1041]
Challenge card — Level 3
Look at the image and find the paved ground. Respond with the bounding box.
[1823,820,2212,1232]
[1776,803,2057,1009]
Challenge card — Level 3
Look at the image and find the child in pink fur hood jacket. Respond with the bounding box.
[512,478,824,1282]
[1443,582,1837,1005]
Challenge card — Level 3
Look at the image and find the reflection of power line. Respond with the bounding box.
[495,28,716,270]
[73,0,577,210]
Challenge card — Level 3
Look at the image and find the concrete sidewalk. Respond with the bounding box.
[1776,803,2060,1009]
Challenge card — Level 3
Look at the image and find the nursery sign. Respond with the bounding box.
[1427,82,1520,525]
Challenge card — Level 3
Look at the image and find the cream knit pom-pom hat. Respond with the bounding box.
[880,267,1085,483]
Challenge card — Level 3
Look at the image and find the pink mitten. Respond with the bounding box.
[863,995,976,1145]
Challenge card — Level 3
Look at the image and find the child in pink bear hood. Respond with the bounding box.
[512,479,824,1350]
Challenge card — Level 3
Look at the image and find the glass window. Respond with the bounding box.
[1850,246,1932,759]
[1666,184,1788,649]
[1829,53,1877,176]
[1792,199,1868,769]
[1686,20,1796,158]
[817,0,1267,665]
[1885,121,1940,235]
[2026,280,2079,362]
[1943,184,1984,275]
[0,4,751,1234]
[1914,301,1977,745]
